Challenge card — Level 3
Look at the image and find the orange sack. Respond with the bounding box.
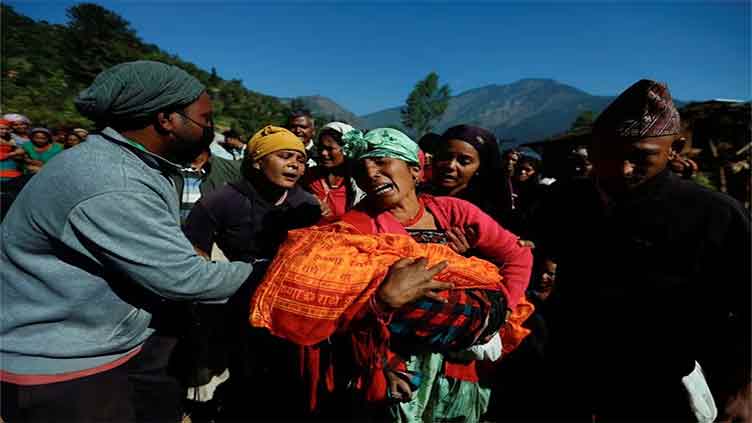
[249,222,533,352]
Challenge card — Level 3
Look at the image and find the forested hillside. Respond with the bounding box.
[1,3,290,134]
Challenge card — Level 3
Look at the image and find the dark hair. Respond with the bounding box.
[518,155,540,171]
[418,132,441,154]
[502,148,520,159]
[222,129,241,139]
[289,109,313,121]
[240,154,255,181]
[29,128,52,141]
[66,132,84,142]
[516,155,542,185]
[436,125,512,221]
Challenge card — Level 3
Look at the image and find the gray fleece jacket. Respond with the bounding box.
[0,128,252,376]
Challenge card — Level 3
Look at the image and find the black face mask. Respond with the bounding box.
[177,112,215,146]
[172,112,215,165]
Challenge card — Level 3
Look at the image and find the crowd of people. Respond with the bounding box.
[0,115,88,178]
[0,60,749,423]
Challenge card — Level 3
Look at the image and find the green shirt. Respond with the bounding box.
[22,142,63,164]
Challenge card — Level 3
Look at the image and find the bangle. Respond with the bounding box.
[369,296,394,324]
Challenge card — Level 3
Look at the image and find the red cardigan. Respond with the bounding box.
[339,194,532,399]
[341,194,532,309]
[299,195,533,408]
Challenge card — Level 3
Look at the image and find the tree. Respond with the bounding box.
[570,110,595,131]
[209,67,220,85]
[1,4,292,135]
[401,72,451,138]
[63,3,143,84]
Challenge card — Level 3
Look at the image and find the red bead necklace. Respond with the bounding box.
[400,200,425,227]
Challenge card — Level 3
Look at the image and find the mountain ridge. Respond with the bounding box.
[297,80,689,146]
[279,95,364,127]
[349,79,615,143]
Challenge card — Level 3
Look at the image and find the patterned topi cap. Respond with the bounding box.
[593,79,680,138]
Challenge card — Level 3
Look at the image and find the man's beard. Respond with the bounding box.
[169,124,215,165]
[170,136,212,166]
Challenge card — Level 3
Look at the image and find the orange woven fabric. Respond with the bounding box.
[502,296,534,354]
[249,222,501,345]
[249,222,531,352]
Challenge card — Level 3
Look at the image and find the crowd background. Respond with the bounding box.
[1,84,750,423]
[3,103,750,221]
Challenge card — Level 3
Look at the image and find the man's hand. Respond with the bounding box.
[377,257,452,309]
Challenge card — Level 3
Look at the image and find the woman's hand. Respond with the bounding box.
[447,225,477,255]
[377,257,452,309]
[315,196,333,217]
[517,239,536,248]
[9,147,26,160]
[385,369,412,403]
[25,160,43,173]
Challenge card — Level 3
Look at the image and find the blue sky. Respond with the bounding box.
[7,1,751,115]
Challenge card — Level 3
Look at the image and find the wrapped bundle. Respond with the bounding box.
[249,222,533,353]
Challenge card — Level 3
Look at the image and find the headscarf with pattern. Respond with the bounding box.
[321,121,355,136]
[593,79,681,138]
[341,128,419,164]
[2,114,30,124]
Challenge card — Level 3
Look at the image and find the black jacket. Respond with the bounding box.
[534,170,750,392]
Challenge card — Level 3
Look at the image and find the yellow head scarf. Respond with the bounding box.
[247,125,306,161]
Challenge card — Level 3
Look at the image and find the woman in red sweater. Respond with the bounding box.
[339,128,532,421]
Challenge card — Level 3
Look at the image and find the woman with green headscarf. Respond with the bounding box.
[333,128,533,422]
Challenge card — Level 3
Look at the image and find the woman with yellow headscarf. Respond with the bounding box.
[184,125,320,261]
[182,125,322,420]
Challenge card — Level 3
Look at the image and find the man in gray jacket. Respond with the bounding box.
[0,61,253,422]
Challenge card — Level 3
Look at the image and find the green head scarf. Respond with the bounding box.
[341,128,419,164]
[75,60,206,124]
